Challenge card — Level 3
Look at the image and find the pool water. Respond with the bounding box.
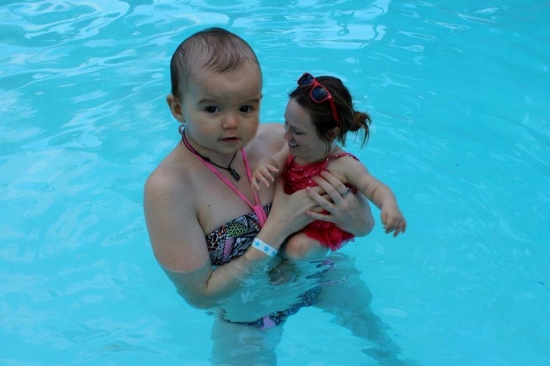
[1,1,549,365]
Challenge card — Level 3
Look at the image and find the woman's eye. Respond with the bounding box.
[205,106,220,113]
[292,126,304,135]
[284,121,302,135]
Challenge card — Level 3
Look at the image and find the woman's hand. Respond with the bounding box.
[267,178,317,240]
[305,171,375,237]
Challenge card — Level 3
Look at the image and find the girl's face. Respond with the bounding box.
[169,62,262,162]
[283,98,333,164]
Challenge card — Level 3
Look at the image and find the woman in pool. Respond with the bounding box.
[144,27,404,365]
[251,73,407,260]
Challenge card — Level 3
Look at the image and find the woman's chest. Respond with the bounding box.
[194,172,275,235]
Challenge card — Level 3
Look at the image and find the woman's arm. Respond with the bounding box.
[144,170,317,309]
[305,171,375,237]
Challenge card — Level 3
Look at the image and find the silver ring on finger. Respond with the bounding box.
[341,187,351,197]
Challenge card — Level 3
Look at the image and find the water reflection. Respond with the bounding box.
[208,254,415,365]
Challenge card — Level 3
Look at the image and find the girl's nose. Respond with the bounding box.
[222,113,238,129]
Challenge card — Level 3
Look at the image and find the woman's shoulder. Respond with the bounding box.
[251,123,285,153]
[256,123,283,141]
[258,122,284,134]
[144,147,196,202]
[145,164,180,196]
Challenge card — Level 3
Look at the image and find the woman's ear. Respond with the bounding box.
[329,127,340,140]
[166,94,185,123]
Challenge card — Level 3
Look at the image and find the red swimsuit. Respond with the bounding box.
[283,153,358,251]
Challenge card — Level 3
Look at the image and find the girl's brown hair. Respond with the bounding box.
[170,27,261,99]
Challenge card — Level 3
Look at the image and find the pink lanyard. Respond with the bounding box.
[182,132,267,227]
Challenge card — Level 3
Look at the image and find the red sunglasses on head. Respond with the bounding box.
[297,72,340,125]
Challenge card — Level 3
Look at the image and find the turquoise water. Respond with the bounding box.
[1,1,549,365]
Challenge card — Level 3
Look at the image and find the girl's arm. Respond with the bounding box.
[251,144,290,190]
[340,158,407,237]
[266,143,290,171]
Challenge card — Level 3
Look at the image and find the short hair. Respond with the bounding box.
[170,27,261,99]
[289,75,370,149]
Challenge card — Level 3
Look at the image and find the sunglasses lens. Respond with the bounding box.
[311,85,329,102]
[298,73,314,86]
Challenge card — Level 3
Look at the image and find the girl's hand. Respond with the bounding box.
[251,163,280,191]
[381,207,407,237]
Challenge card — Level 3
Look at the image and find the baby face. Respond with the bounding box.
[180,62,263,157]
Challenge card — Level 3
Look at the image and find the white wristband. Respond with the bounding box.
[252,238,278,257]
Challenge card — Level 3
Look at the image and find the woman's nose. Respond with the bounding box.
[283,129,291,141]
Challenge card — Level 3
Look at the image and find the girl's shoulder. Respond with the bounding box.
[327,149,365,174]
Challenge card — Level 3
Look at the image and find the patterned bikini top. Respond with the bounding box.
[205,204,272,266]
[181,128,270,266]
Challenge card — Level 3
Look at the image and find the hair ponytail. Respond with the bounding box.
[349,111,371,147]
